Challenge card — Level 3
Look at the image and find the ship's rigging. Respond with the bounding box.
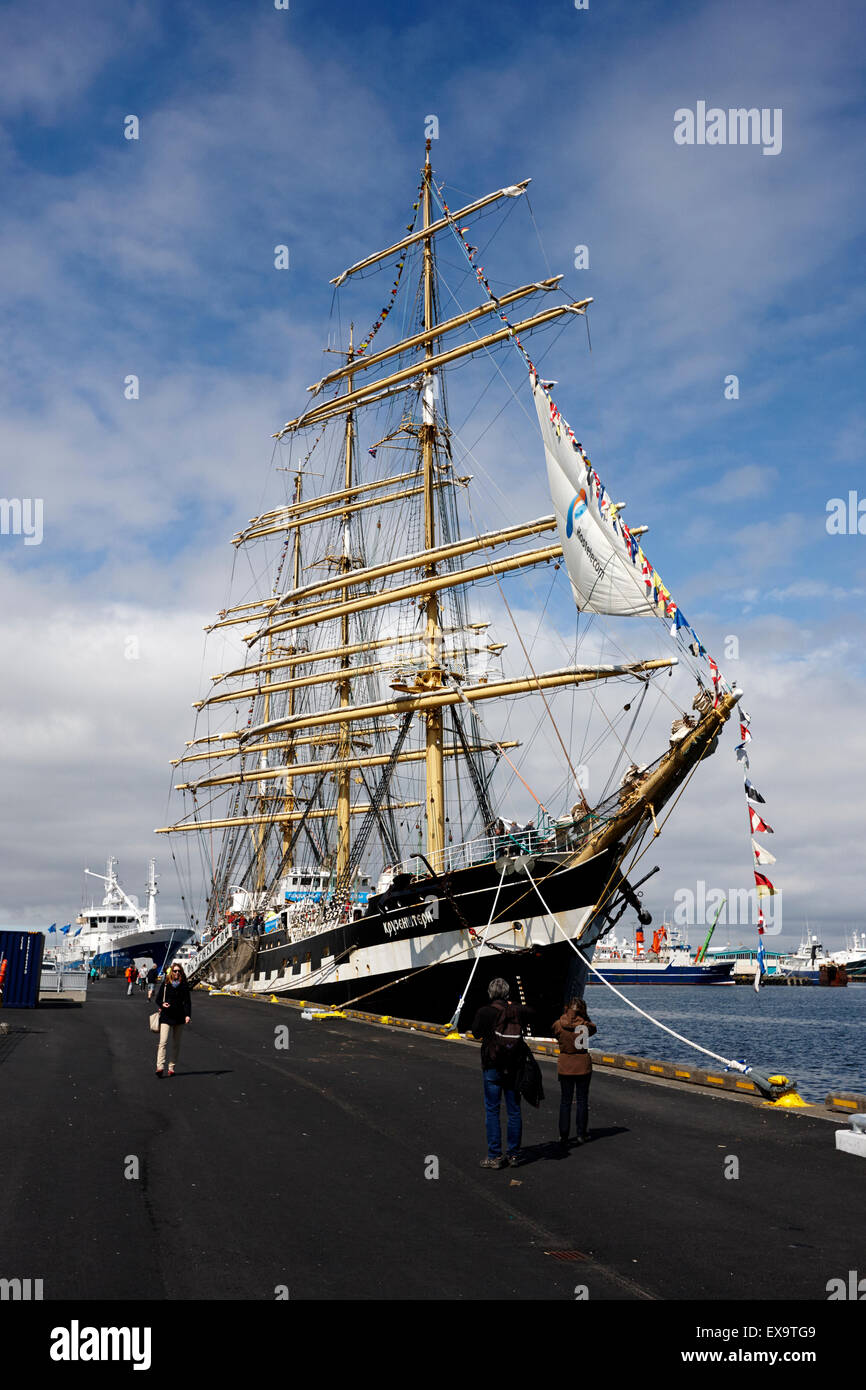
[157,139,740,1013]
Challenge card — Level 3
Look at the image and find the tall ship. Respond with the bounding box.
[158,143,743,1028]
[70,858,194,973]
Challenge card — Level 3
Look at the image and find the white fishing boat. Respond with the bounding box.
[783,928,866,983]
[590,923,733,985]
[68,858,194,973]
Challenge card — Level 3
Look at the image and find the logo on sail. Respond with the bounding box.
[565,489,587,538]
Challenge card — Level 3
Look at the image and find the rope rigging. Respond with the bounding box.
[156,149,752,1064]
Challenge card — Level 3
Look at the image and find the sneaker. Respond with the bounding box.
[506,1154,521,1167]
[156,1068,164,1078]
[167,1068,175,1077]
[479,1156,505,1169]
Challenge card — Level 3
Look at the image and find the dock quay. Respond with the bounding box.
[1,979,864,1319]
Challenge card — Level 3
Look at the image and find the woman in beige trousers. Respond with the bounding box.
[153,963,192,1077]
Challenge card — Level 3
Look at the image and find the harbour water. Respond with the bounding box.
[580,984,866,1102]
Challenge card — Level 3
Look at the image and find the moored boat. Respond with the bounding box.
[68,858,194,973]
[587,924,733,985]
[159,143,747,1030]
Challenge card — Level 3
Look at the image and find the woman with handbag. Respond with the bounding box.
[552,996,596,1151]
[151,963,191,1077]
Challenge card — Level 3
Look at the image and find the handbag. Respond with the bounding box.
[515,1043,545,1108]
[149,983,163,1033]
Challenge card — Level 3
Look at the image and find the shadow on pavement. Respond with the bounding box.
[154,1069,234,1079]
[517,1125,629,1163]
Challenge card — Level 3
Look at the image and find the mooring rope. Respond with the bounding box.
[446,860,509,1030]
[520,861,749,1074]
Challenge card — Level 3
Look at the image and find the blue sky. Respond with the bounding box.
[2,0,865,944]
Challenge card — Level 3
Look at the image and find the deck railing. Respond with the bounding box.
[391,825,563,880]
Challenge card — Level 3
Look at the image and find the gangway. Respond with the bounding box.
[186,926,234,985]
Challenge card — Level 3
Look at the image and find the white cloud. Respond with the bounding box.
[2,0,864,955]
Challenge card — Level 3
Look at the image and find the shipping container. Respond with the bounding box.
[0,930,45,1008]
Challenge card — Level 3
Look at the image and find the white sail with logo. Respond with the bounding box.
[532,377,657,617]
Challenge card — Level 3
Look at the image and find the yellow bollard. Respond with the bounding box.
[763,1073,808,1107]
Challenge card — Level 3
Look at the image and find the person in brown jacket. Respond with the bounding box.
[552,996,596,1150]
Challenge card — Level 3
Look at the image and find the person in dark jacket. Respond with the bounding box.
[154,963,192,1077]
[471,978,535,1169]
[146,965,159,1001]
[552,996,596,1149]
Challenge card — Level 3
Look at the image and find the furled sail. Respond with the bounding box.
[532,375,656,617]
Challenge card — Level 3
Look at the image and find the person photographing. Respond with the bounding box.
[553,996,596,1150]
[471,978,535,1169]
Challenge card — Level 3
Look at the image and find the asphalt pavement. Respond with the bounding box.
[1,979,862,1302]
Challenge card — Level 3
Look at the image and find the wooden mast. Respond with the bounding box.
[336,327,355,882]
[421,139,445,865]
[258,470,305,884]
[255,628,271,894]
[283,470,303,865]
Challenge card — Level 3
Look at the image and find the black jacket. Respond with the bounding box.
[154,979,192,1026]
[471,1000,535,1071]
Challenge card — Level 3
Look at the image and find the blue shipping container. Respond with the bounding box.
[0,930,45,1008]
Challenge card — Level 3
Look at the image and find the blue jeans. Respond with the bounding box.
[482,1068,522,1158]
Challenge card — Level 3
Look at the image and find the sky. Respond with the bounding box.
[2,0,865,951]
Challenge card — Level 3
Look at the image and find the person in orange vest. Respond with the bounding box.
[126,965,137,996]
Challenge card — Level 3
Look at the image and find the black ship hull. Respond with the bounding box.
[246,846,620,1031]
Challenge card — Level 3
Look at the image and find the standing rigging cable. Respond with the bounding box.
[329,709,415,912]
[448,705,495,830]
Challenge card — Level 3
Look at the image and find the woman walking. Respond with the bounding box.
[154,963,191,1077]
[552,996,596,1151]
